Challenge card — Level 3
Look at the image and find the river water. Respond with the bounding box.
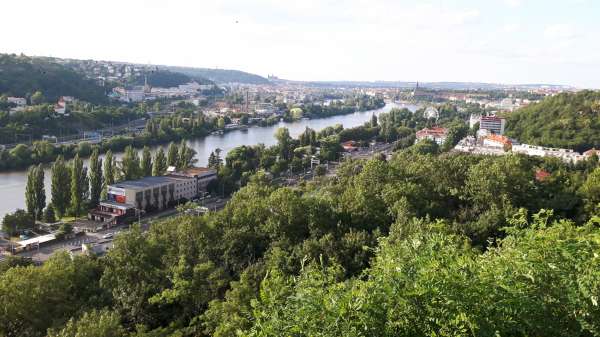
[0,103,418,219]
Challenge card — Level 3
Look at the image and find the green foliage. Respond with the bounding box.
[505,90,600,151]
[140,146,153,177]
[89,149,103,208]
[2,209,33,237]
[25,164,45,219]
[47,309,125,337]
[0,54,107,104]
[121,146,141,181]
[51,155,71,218]
[0,253,108,337]
[70,154,89,217]
[152,147,167,176]
[247,219,600,337]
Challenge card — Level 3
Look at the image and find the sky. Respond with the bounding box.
[2,0,600,88]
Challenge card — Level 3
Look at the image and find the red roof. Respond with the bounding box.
[416,127,448,138]
[535,169,551,182]
[486,134,512,146]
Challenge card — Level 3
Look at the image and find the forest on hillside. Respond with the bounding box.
[0,54,108,104]
[505,90,600,152]
[167,66,270,85]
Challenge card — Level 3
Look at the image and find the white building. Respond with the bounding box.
[512,144,584,163]
[479,116,506,135]
[7,97,27,106]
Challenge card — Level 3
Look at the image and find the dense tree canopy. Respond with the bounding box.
[505,90,600,152]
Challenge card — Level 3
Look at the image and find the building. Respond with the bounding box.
[7,97,27,106]
[483,134,512,150]
[416,127,448,145]
[479,116,506,135]
[512,144,584,163]
[341,140,359,152]
[167,167,218,196]
[87,167,216,227]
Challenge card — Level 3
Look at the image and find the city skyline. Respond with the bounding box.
[2,0,600,88]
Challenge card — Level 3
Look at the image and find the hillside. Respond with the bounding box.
[505,90,600,152]
[166,66,270,84]
[130,69,213,87]
[0,54,107,104]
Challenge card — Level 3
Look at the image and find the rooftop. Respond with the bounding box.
[111,176,175,190]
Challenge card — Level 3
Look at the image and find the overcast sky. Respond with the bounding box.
[2,0,599,87]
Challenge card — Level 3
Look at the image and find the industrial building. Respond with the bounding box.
[87,167,217,227]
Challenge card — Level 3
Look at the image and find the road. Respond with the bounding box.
[12,196,229,262]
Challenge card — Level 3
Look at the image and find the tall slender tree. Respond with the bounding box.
[140,146,152,177]
[102,150,115,199]
[51,155,71,218]
[24,165,46,220]
[88,149,103,208]
[120,146,140,181]
[152,147,167,176]
[167,142,178,168]
[34,164,45,220]
[25,166,40,219]
[70,154,89,217]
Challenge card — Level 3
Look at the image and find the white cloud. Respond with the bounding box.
[503,23,521,33]
[504,0,522,8]
[544,24,579,40]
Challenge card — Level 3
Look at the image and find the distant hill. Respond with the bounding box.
[130,69,213,88]
[166,66,270,85]
[505,90,600,152]
[0,54,107,104]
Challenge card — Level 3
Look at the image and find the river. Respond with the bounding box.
[0,103,419,219]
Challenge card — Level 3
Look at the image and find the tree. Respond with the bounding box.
[70,154,89,217]
[25,165,45,220]
[208,148,223,172]
[152,147,167,176]
[167,142,178,168]
[30,90,45,105]
[217,117,226,129]
[51,156,71,218]
[2,209,33,237]
[275,127,292,161]
[25,166,37,219]
[412,139,439,155]
[120,146,141,181]
[371,113,378,127]
[47,309,125,337]
[177,140,197,170]
[103,150,115,198]
[88,149,103,208]
[44,204,56,223]
[140,146,153,177]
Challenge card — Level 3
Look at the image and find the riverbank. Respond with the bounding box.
[0,103,414,219]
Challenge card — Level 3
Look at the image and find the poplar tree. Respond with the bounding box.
[152,147,167,176]
[89,149,103,208]
[102,150,115,199]
[70,154,89,217]
[25,165,45,220]
[51,155,71,218]
[121,146,140,181]
[34,164,46,220]
[167,142,178,168]
[140,146,152,177]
